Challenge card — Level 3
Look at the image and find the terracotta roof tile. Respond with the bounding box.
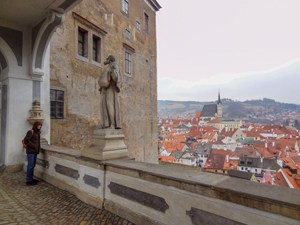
[204,154,226,169]
[195,112,201,118]
[159,156,176,163]
[280,168,300,189]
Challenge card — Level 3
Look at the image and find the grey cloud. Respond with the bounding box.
[158,60,300,104]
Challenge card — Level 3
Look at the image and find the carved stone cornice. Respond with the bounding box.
[145,0,162,12]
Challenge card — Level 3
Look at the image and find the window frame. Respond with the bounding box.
[125,29,131,40]
[125,50,132,75]
[92,34,101,63]
[123,43,135,77]
[136,21,141,32]
[144,12,149,33]
[77,27,88,58]
[73,12,106,66]
[121,0,129,15]
[50,89,65,119]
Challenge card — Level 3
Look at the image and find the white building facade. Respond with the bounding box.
[0,0,82,167]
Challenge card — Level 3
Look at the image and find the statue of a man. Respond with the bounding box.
[98,55,122,129]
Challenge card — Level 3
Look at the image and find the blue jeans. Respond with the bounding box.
[26,154,37,182]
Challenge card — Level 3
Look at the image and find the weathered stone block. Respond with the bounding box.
[82,129,128,160]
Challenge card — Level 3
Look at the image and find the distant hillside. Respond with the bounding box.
[158,98,300,124]
[158,100,207,118]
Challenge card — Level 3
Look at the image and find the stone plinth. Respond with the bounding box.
[82,129,128,160]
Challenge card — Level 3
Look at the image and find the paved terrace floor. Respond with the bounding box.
[0,170,135,225]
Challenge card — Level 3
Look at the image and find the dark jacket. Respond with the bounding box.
[24,121,42,154]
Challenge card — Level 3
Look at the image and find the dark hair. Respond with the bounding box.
[32,121,42,130]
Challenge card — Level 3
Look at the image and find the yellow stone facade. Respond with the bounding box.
[50,0,160,163]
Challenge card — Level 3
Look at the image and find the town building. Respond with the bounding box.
[200,91,223,119]
[0,0,161,166]
[219,128,246,140]
[228,170,257,182]
[0,0,82,166]
[49,0,161,162]
[208,118,242,130]
[237,157,281,175]
[2,2,300,224]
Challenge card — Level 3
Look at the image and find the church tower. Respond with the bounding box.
[217,89,223,118]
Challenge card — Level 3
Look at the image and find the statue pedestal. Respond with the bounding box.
[82,129,128,160]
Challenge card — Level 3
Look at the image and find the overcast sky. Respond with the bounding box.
[156,0,300,104]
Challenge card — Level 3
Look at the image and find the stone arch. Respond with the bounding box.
[0,36,20,166]
[0,51,7,73]
[0,39,11,166]
[31,11,64,80]
[0,26,23,67]
[0,36,20,78]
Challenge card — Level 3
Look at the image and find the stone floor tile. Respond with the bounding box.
[0,171,135,225]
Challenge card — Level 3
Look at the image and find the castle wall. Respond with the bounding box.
[50,0,159,163]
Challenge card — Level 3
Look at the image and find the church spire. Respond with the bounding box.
[217,89,223,118]
[217,89,222,105]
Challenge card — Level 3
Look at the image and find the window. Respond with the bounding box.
[50,89,64,119]
[74,13,106,65]
[76,26,104,65]
[136,21,141,31]
[144,12,149,33]
[123,43,135,76]
[122,0,129,14]
[125,29,131,39]
[125,50,132,74]
[92,35,101,62]
[78,28,88,58]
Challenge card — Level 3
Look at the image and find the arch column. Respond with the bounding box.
[31,11,64,80]
[0,0,82,167]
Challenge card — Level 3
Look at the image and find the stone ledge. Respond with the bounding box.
[104,199,165,225]
[42,144,81,157]
[103,159,300,220]
[37,147,300,221]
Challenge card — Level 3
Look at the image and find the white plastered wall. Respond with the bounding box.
[40,44,51,144]
[1,30,50,166]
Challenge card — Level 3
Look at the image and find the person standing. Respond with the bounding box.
[24,121,42,185]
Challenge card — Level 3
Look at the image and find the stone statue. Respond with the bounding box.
[98,55,122,129]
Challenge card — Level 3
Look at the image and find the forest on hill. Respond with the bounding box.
[158,98,300,125]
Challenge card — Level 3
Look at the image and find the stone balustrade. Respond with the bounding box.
[31,144,300,225]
